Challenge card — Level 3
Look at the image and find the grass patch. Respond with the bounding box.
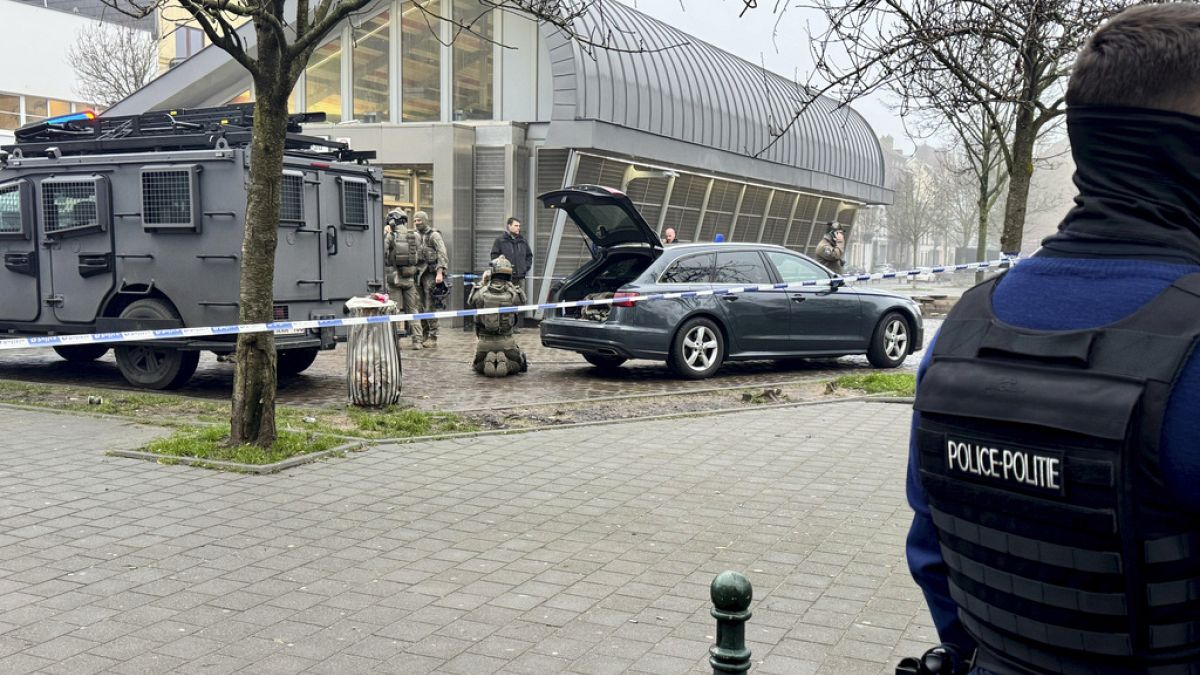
[830,373,916,397]
[0,379,224,421]
[138,426,344,466]
[346,407,478,438]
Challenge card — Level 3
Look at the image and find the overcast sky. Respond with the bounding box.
[633,1,918,153]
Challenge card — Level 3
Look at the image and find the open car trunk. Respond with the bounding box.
[555,249,657,320]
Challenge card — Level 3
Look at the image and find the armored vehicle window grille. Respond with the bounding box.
[42,180,99,234]
[0,183,21,234]
[142,170,193,227]
[281,173,304,223]
[341,179,368,227]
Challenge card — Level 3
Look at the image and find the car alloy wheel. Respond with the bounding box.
[682,324,719,372]
[867,311,910,369]
[884,317,908,360]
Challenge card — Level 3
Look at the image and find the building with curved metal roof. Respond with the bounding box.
[107,0,892,301]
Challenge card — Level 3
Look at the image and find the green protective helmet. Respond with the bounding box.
[490,255,514,281]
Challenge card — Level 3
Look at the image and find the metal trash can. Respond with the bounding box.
[344,294,402,407]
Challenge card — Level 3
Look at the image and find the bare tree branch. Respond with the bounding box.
[68,23,158,107]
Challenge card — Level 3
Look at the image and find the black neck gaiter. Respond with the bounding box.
[1038,106,1200,265]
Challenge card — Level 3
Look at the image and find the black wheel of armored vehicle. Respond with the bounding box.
[277,348,320,376]
[113,299,200,390]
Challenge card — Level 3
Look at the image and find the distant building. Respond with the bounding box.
[0,0,154,144]
[109,0,893,302]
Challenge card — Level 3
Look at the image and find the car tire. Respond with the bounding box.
[669,317,724,379]
[277,348,320,376]
[113,299,200,390]
[583,353,627,371]
[53,345,109,362]
[867,311,910,368]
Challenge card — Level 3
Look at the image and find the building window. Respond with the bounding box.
[452,0,493,120]
[25,98,47,123]
[0,93,18,130]
[306,37,342,123]
[403,0,441,122]
[175,27,205,59]
[48,99,71,118]
[352,10,390,123]
[227,89,253,104]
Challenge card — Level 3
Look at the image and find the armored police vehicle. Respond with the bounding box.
[0,104,384,389]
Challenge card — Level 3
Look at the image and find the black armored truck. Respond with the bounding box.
[0,104,385,389]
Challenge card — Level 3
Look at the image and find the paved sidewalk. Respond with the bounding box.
[0,402,936,674]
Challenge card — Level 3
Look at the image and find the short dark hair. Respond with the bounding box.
[506,217,521,226]
[1067,4,1200,114]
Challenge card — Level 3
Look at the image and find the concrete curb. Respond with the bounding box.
[108,440,365,474]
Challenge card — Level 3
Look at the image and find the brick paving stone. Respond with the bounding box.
[0,401,936,673]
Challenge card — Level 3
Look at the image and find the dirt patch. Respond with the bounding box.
[461,382,859,429]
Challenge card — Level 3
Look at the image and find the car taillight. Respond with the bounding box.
[613,292,638,308]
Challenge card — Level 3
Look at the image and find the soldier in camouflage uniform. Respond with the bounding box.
[412,211,449,349]
[383,210,420,341]
[468,255,528,377]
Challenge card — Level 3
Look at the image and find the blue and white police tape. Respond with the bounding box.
[0,258,1015,352]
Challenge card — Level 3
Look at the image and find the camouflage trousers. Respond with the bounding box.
[415,272,439,342]
[472,334,526,377]
[386,274,421,340]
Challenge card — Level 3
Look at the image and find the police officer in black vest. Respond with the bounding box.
[906,5,1200,674]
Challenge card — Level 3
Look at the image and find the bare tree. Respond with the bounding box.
[770,0,1143,254]
[887,162,943,269]
[100,0,659,447]
[68,23,158,107]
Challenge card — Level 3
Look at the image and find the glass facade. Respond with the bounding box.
[352,11,390,123]
[0,94,18,130]
[402,0,441,121]
[306,37,342,123]
[452,0,493,120]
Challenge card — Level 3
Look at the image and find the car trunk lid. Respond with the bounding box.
[539,185,664,251]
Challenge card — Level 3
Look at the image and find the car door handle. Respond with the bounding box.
[791,295,806,303]
[720,295,738,302]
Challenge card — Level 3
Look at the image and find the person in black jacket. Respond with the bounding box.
[490,217,533,331]
[491,217,533,281]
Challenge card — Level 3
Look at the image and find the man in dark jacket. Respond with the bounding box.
[906,5,1200,673]
[490,217,533,282]
[490,217,533,332]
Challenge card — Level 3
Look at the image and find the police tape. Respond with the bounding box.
[0,258,1015,351]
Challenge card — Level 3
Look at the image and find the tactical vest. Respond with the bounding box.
[913,274,1200,675]
[475,283,519,336]
[387,230,418,269]
[417,229,441,266]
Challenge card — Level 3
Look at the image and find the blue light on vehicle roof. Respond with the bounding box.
[44,111,96,125]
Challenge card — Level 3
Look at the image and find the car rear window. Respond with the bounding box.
[713,251,773,284]
[661,253,714,283]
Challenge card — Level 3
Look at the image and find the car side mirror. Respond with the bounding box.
[829,277,845,290]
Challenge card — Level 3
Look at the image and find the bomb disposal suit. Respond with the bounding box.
[912,275,1200,674]
[468,255,527,377]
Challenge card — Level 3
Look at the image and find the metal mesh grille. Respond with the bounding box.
[42,180,98,233]
[142,170,192,226]
[281,173,304,222]
[342,180,367,226]
[0,184,20,234]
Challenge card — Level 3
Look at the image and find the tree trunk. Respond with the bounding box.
[230,92,289,447]
[1001,104,1037,255]
[975,173,990,284]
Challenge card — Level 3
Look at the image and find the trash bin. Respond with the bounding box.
[344,294,402,407]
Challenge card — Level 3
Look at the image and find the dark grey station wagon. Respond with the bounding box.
[538,185,924,379]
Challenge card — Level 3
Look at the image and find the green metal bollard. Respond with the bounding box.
[710,570,753,674]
